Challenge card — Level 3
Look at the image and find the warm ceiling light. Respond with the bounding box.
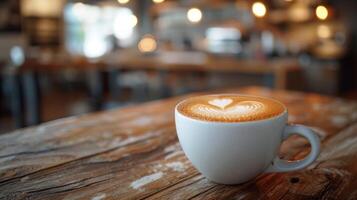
[22,0,64,17]
[138,35,157,53]
[252,2,267,18]
[187,8,202,23]
[117,0,130,4]
[316,5,328,20]
[153,0,165,3]
[317,24,332,39]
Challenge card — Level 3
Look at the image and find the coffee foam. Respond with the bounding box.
[177,95,285,122]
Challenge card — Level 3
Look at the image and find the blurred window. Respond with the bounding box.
[205,27,242,54]
[64,3,137,58]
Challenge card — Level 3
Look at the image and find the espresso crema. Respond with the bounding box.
[177,95,285,122]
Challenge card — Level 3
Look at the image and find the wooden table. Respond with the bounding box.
[1,86,356,199]
[103,51,301,90]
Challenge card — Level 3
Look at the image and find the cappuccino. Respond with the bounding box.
[177,94,285,122]
[175,94,320,184]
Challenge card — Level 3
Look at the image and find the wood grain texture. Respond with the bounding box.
[0,86,356,200]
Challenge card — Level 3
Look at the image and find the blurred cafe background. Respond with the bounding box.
[0,0,356,133]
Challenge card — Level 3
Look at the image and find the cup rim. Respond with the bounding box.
[175,93,288,125]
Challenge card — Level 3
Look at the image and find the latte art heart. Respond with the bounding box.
[208,98,233,109]
[192,101,265,119]
[177,95,285,122]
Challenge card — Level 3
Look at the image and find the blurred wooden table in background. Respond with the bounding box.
[103,51,301,90]
[7,53,301,128]
[1,86,356,199]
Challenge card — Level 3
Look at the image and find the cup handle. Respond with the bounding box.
[265,124,320,173]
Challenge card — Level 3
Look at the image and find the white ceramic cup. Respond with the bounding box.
[175,95,320,185]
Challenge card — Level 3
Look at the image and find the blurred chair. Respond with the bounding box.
[117,71,150,102]
[1,45,25,128]
[0,34,41,128]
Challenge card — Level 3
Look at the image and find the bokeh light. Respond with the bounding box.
[153,0,165,3]
[316,5,328,20]
[288,2,310,22]
[117,0,130,4]
[187,8,202,23]
[138,35,157,53]
[113,12,137,40]
[252,2,267,18]
[317,24,332,39]
[84,35,108,58]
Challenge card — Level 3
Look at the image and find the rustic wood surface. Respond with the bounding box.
[0,86,356,200]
